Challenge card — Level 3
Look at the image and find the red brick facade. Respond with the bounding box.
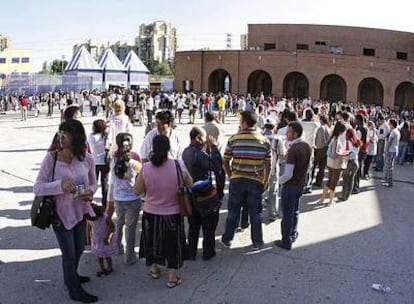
[174,24,414,109]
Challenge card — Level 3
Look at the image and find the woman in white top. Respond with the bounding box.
[106,133,142,265]
[319,121,349,206]
[363,121,378,178]
[176,95,185,124]
[88,119,109,208]
[108,99,132,152]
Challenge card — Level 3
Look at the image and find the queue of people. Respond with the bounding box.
[32,90,411,303]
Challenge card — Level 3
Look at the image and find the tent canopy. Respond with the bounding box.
[99,49,127,72]
[123,50,150,73]
[65,46,102,72]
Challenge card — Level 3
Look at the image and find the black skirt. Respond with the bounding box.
[139,212,186,269]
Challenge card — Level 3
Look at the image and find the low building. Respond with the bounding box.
[174,24,414,109]
[0,48,32,75]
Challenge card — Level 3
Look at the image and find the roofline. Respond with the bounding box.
[247,23,414,35]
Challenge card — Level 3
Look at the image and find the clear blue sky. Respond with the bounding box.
[1,0,413,71]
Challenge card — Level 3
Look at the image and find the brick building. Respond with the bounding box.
[174,24,414,109]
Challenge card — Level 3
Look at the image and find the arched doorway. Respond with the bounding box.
[208,69,231,93]
[395,82,414,110]
[358,77,384,105]
[283,72,309,99]
[247,70,272,96]
[320,74,347,101]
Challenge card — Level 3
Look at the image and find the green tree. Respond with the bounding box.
[38,61,51,74]
[50,59,68,74]
[150,61,174,76]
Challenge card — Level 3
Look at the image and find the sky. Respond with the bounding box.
[1,0,413,71]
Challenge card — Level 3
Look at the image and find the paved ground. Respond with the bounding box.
[0,108,413,304]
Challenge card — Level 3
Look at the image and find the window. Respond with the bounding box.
[12,57,20,63]
[0,58,6,64]
[397,52,408,60]
[264,43,276,51]
[21,57,30,63]
[363,48,375,56]
[315,40,327,46]
[296,44,309,50]
[330,45,343,54]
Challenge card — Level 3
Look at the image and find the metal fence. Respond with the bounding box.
[0,74,93,96]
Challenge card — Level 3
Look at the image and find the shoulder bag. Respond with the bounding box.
[174,160,192,217]
[31,151,58,229]
[191,173,221,217]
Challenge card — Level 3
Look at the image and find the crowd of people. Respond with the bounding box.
[31,88,413,303]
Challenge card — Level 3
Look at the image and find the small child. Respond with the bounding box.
[88,204,118,276]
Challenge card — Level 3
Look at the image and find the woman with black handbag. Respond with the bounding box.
[34,119,98,303]
[182,127,223,261]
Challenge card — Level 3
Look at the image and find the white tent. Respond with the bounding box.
[64,46,102,88]
[98,49,127,89]
[123,50,150,89]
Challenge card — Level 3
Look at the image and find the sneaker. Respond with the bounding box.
[382,182,392,187]
[69,292,98,303]
[219,238,231,248]
[251,243,263,251]
[274,240,292,250]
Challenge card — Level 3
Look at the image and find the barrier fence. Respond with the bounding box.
[0,74,93,96]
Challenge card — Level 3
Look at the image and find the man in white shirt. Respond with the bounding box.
[382,119,400,187]
[140,110,184,162]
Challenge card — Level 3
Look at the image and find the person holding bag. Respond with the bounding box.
[318,121,349,206]
[34,119,98,303]
[134,135,192,288]
[182,127,223,261]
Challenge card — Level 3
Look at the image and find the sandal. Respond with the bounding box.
[149,268,161,279]
[167,276,182,288]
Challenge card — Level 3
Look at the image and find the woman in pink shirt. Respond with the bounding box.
[34,119,98,303]
[134,134,193,288]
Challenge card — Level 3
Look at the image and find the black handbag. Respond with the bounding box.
[191,174,221,217]
[31,151,58,229]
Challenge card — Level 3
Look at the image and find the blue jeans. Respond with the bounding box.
[375,139,385,170]
[222,178,264,246]
[397,142,408,165]
[280,185,303,246]
[53,218,87,297]
[115,199,142,265]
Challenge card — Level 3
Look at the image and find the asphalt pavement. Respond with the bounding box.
[0,108,413,304]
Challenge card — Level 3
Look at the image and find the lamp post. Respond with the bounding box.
[61,55,65,75]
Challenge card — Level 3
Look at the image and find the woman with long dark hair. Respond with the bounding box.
[341,128,361,201]
[318,121,349,206]
[106,132,142,265]
[135,135,193,288]
[34,119,98,303]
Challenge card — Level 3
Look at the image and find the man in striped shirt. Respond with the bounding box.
[221,111,272,250]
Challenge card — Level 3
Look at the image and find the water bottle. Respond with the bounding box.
[371,283,391,293]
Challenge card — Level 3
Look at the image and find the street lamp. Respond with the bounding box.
[61,55,65,75]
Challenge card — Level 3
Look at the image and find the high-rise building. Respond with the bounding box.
[110,41,139,62]
[73,40,109,62]
[0,35,11,51]
[240,34,248,50]
[135,21,177,67]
